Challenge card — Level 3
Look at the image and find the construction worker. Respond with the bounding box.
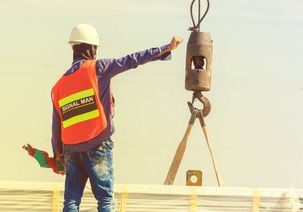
[51,23,183,212]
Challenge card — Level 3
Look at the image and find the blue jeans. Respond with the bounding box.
[63,139,114,212]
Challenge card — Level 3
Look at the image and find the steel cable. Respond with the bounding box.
[190,0,210,31]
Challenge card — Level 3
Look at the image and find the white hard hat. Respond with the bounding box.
[69,24,100,46]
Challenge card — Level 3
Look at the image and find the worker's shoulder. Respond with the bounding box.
[96,58,116,70]
[95,58,115,76]
[96,58,114,65]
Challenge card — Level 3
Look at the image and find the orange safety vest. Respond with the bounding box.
[51,60,107,145]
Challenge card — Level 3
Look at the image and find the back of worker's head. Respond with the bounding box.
[72,43,97,60]
[69,24,100,60]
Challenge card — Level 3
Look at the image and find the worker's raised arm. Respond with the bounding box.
[96,36,183,78]
[96,45,170,78]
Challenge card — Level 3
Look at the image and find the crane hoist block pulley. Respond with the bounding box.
[185,31,213,92]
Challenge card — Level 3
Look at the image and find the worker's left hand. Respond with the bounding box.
[168,36,183,51]
[55,152,66,175]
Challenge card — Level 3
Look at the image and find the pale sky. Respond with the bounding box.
[0,0,303,188]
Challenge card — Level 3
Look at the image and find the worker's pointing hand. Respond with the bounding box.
[169,36,183,51]
[157,36,183,58]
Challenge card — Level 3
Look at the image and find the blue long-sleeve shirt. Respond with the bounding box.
[51,44,171,154]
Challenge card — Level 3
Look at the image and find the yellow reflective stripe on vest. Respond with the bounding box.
[62,109,100,128]
[59,88,94,107]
